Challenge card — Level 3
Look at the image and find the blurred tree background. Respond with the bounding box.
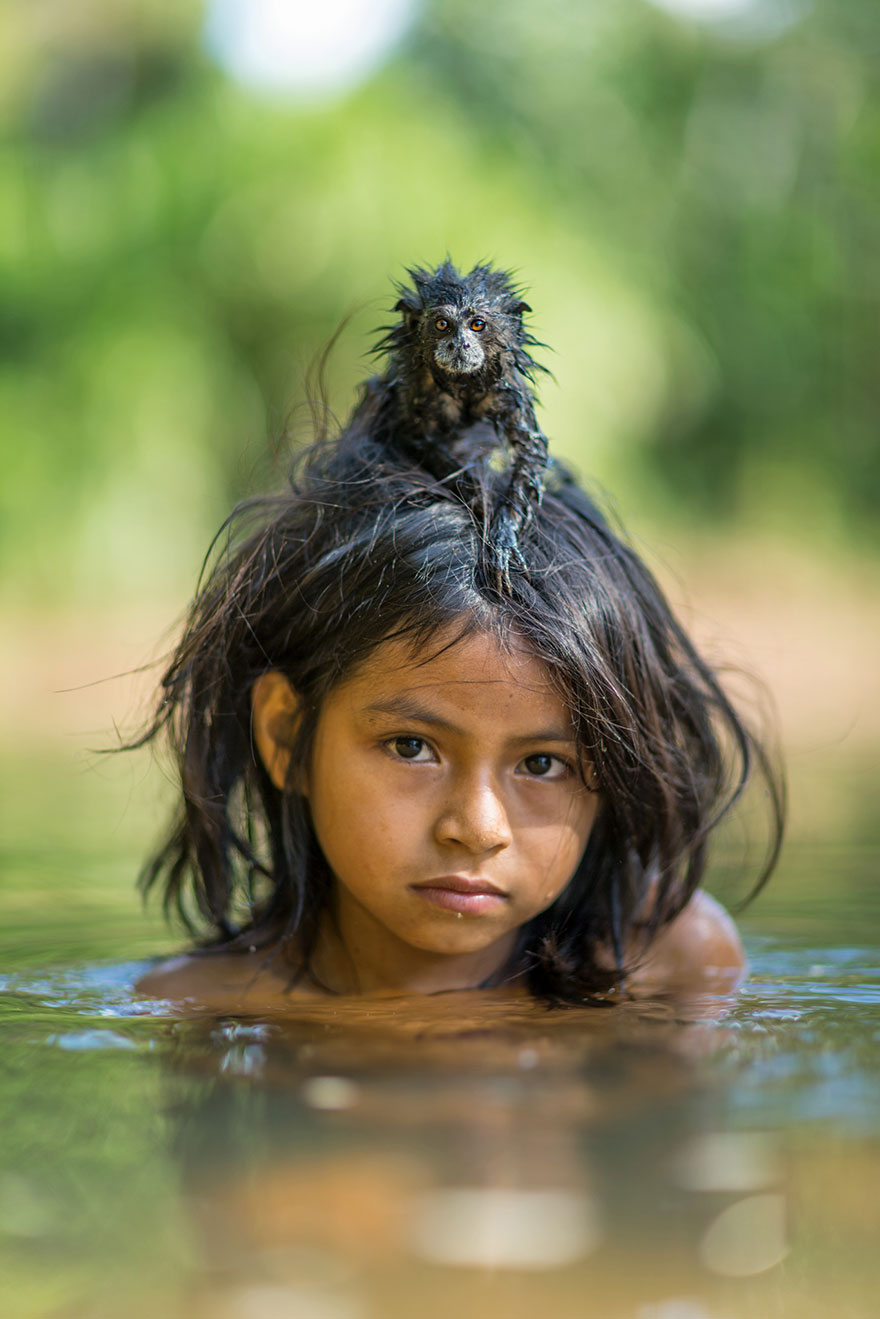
[0,0,878,823]
[2,0,878,613]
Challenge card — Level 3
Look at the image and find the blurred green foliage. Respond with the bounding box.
[1,0,878,609]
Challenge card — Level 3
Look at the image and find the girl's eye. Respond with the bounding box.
[388,736,433,762]
[435,317,449,331]
[520,754,568,779]
[470,317,486,332]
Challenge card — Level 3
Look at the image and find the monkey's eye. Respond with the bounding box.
[470,317,486,332]
[435,317,449,331]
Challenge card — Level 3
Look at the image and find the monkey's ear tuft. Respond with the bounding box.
[394,298,423,339]
[512,300,532,316]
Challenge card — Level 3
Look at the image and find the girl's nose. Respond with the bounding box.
[434,777,513,855]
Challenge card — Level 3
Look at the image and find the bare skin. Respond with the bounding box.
[136,890,745,1012]
[136,629,746,1013]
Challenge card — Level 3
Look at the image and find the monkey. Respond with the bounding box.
[346,259,550,589]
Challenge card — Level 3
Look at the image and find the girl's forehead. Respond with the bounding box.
[346,625,566,712]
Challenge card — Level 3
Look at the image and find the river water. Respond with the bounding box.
[1,751,878,1318]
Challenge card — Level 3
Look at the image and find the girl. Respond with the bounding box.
[134,418,783,1007]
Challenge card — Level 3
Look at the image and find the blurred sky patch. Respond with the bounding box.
[647,0,808,41]
[204,0,418,100]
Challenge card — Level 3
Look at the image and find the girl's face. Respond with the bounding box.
[300,625,600,993]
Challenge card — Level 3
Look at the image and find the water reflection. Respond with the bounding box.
[152,996,797,1318]
[2,930,880,1316]
[56,985,781,1317]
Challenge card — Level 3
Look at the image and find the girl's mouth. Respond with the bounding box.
[411,877,508,916]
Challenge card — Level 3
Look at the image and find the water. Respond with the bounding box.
[2,753,879,1318]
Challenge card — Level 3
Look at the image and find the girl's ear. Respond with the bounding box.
[251,671,301,792]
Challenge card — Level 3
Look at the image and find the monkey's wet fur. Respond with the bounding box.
[347,260,550,591]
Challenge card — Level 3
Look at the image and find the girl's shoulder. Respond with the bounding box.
[135,949,319,1011]
[625,890,746,995]
[136,891,745,1012]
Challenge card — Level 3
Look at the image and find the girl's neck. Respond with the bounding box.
[309,908,520,997]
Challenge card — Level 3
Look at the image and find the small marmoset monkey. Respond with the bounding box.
[347,260,550,588]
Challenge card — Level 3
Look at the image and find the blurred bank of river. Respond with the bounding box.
[3,534,876,763]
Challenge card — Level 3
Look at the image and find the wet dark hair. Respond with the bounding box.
[133,428,784,1003]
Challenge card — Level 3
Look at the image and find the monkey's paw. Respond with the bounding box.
[488,507,529,592]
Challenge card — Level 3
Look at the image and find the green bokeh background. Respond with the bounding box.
[3,0,878,614]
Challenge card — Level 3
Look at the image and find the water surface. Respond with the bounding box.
[1,754,878,1318]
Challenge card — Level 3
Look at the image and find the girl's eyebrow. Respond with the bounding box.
[360,695,575,743]
[361,696,453,729]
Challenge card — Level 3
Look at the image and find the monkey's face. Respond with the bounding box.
[424,308,496,377]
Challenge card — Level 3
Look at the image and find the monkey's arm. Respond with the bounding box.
[486,381,550,588]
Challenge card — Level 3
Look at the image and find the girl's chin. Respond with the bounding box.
[396,922,518,962]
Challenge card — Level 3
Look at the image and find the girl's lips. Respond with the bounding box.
[411,878,508,916]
